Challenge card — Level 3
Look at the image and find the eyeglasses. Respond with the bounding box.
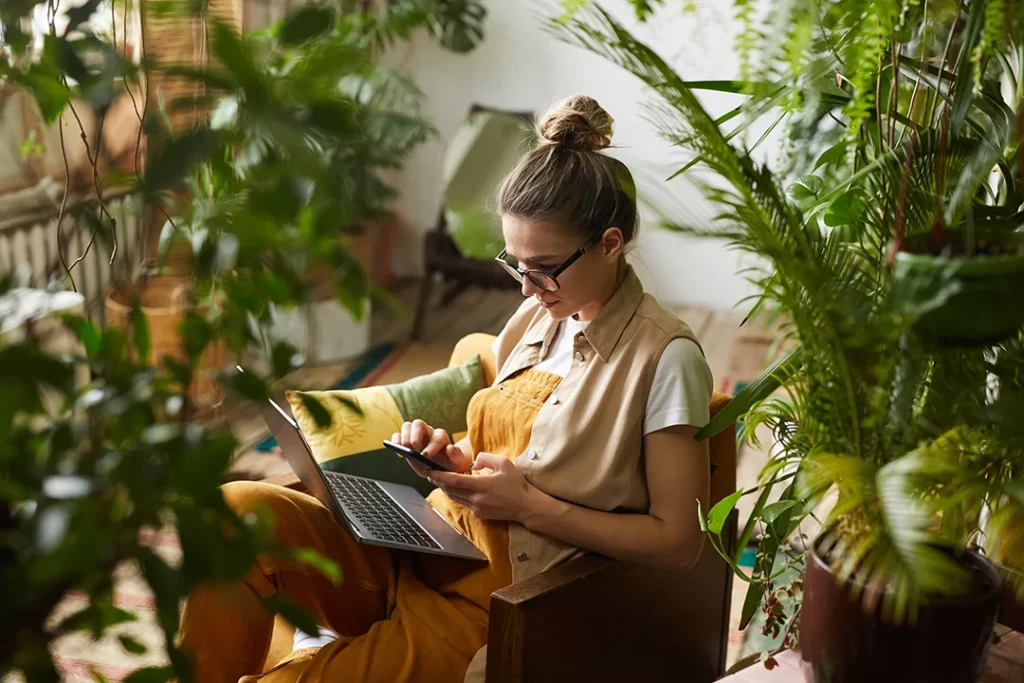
[494,242,594,293]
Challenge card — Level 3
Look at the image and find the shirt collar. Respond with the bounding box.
[520,265,645,363]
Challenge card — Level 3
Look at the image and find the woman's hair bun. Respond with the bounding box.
[537,95,614,152]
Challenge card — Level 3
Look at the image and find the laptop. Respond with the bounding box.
[259,396,486,561]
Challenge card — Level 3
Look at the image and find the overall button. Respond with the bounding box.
[526,448,538,460]
[549,394,559,405]
[517,552,529,562]
[574,351,585,362]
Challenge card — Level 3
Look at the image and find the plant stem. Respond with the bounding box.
[889,41,900,148]
[889,128,916,266]
[898,0,929,148]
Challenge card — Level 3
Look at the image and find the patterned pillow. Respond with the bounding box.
[286,354,485,466]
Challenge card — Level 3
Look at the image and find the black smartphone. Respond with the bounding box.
[382,440,456,474]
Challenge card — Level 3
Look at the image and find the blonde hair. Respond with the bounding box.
[498,95,638,245]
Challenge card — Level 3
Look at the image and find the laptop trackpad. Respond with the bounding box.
[378,482,486,560]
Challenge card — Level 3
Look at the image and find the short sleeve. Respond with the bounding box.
[643,338,714,435]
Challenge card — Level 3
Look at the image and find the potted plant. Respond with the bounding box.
[0,1,403,679]
[551,1,1024,679]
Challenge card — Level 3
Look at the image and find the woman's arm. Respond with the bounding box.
[430,424,710,569]
[522,425,709,568]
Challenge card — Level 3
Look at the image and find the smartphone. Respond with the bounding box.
[382,440,456,474]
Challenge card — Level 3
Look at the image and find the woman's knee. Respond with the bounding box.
[220,481,291,520]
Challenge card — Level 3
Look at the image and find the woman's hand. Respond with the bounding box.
[392,419,472,476]
[428,452,537,522]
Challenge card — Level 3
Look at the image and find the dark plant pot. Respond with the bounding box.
[999,569,1024,633]
[800,537,1001,683]
[893,231,1024,346]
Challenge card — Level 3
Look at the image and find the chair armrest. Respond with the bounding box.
[490,553,617,606]
[486,512,737,683]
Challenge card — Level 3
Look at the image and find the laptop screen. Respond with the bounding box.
[258,398,340,518]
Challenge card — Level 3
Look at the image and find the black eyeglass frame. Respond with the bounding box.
[494,241,595,292]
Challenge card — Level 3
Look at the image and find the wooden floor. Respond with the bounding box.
[372,280,525,346]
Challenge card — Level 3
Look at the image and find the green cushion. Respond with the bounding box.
[290,354,486,496]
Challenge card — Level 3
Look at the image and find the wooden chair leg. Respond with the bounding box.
[440,280,466,307]
[412,269,436,341]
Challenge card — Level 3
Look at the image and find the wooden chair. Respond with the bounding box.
[412,105,535,340]
[264,334,738,682]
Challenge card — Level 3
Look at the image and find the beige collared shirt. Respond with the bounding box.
[464,266,704,681]
[493,264,702,582]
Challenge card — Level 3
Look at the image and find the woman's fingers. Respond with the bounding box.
[409,419,432,451]
[422,428,450,458]
[438,485,475,510]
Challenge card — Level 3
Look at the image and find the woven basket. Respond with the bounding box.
[105,275,224,412]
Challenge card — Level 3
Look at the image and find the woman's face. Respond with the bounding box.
[500,215,624,321]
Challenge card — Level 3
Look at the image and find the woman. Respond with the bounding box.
[179,95,712,683]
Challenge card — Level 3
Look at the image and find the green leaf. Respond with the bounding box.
[131,306,151,362]
[290,548,341,584]
[123,666,173,683]
[678,79,757,94]
[950,0,987,134]
[279,5,336,46]
[53,37,89,84]
[211,21,260,93]
[739,574,763,630]
[270,341,301,379]
[18,67,71,123]
[298,393,333,429]
[118,635,147,656]
[761,500,798,527]
[823,190,867,227]
[813,141,847,170]
[734,479,776,562]
[263,595,319,637]
[787,175,823,202]
[697,347,802,441]
[62,314,101,356]
[369,285,408,320]
[65,0,104,32]
[706,488,743,536]
[59,601,137,636]
[665,155,702,181]
[230,371,269,402]
[145,129,221,195]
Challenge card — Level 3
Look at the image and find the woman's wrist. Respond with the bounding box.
[519,484,567,530]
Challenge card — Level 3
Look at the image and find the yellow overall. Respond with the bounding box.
[178,369,561,682]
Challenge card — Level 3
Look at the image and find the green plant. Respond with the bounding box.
[550,0,1024,663]
[0,1,484,680]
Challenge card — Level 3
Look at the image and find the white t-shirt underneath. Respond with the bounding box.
[499,317,714,434]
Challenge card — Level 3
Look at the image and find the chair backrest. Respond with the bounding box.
[439,106,535,260]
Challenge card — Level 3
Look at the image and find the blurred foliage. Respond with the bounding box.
[553,0,1024,657]
[0,0,484,680]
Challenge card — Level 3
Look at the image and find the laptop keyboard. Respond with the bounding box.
[326,474,441,550]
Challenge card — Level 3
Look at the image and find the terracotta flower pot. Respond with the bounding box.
[799,536,1001,683]
[105,275,225,412]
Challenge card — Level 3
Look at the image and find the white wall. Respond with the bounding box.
[387,0,771,312]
